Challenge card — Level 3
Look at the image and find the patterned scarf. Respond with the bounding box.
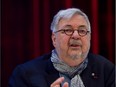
[51,49,88,87]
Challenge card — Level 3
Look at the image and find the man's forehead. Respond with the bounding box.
[58,15,89,29]
[63,25,87,27]
[59,15,87,24]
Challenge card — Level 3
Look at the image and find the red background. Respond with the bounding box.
[2,0,115,87]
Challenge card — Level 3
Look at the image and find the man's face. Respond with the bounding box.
[52,14,91,66]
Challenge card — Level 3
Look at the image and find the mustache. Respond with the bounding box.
[69,40,82,46]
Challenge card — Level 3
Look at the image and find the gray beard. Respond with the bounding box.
[69,54,83,60]
[68,51,89,60]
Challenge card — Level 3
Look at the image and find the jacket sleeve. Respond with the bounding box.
[8,65,30,87]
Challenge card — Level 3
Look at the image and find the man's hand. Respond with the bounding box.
[50,77,69,87]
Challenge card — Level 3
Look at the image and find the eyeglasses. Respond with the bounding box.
[54,28,90,37]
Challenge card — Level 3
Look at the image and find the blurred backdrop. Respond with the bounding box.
[2,0,115,87]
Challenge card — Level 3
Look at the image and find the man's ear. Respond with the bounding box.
[51,33,56,47]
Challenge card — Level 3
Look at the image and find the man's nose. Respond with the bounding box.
[71,30,80,39]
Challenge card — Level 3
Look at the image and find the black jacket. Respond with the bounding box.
[9,53,115,87]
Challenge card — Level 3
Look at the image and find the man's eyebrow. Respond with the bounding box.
[78,25,87,28]
[62,25,72,28]
[63,25,87,28]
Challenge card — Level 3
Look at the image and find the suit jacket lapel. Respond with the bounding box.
[45,58,59,86]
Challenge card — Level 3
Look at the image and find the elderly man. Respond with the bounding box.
[9,8,114,87]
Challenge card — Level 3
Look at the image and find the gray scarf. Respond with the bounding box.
[51,49,88,87]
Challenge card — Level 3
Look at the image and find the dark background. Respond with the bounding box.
[1,0,115,87]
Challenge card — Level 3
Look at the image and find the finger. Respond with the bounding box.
[63,82,69,87]
[54,85,60,87]
[50,77,64,87]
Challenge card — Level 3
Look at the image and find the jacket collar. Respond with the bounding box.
[45,55,59,86]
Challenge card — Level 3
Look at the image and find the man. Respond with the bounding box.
[9,8,114,87]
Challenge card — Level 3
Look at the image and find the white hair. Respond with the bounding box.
[51,8,91,32]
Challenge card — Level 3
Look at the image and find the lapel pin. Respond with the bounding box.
[92,73,98,79]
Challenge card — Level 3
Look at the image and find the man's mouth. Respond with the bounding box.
[69,40,82,49]
[69,44,81,49]
[70,44,80,47]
